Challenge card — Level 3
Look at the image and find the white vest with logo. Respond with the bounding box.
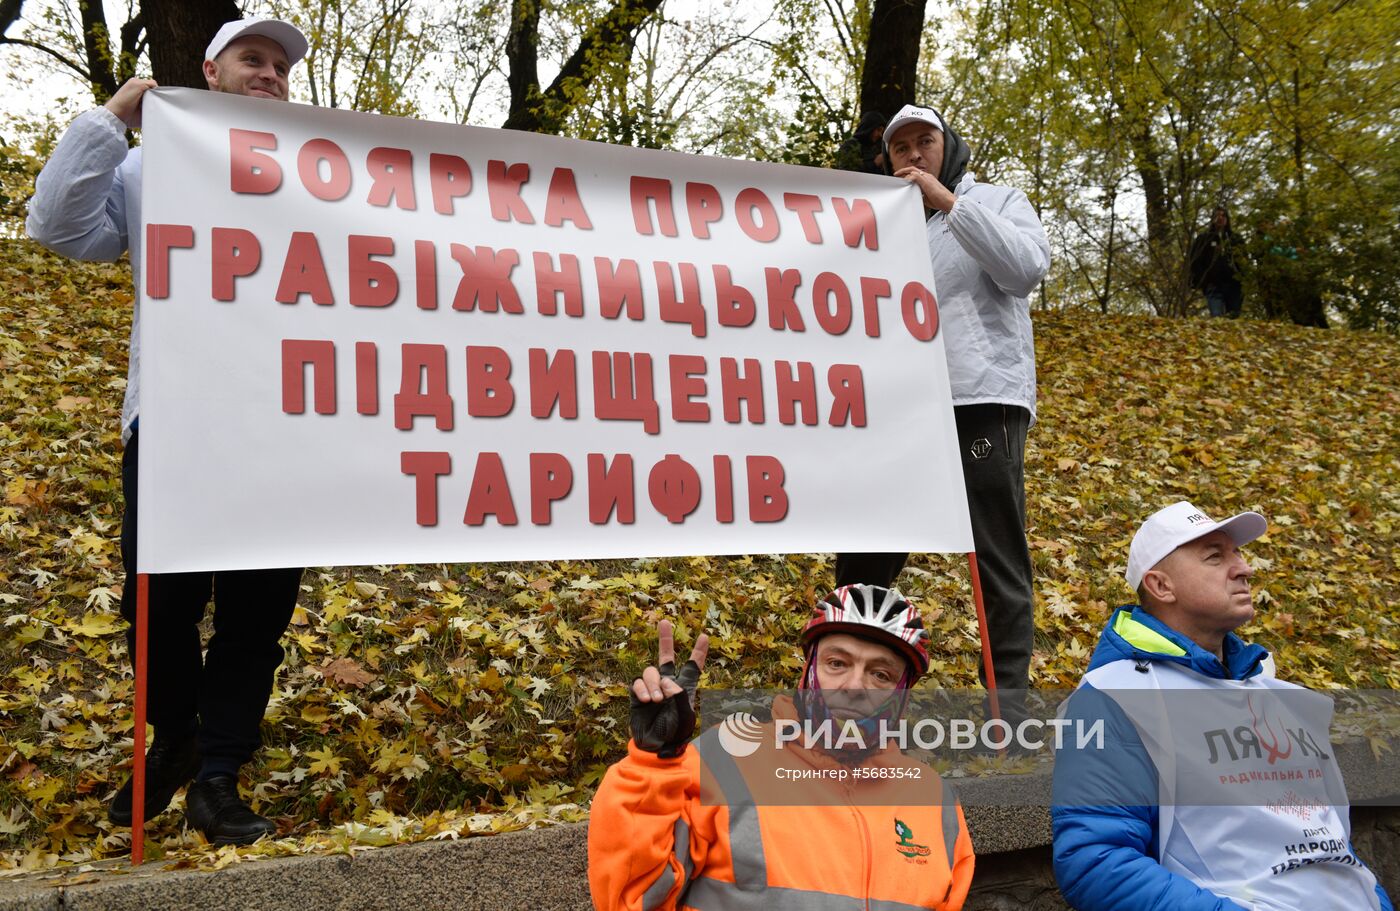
[1082,658,1381,911]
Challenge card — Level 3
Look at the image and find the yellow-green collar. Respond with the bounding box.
[1113,609,1187,657]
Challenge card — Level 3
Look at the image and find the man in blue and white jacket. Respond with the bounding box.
[1052,501,1393,911]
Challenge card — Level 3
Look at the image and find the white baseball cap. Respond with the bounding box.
[1125,501,1267,591]
[205,17,309,65]
[883,104,943,149]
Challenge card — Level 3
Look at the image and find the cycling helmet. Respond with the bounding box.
[801,584,929,678]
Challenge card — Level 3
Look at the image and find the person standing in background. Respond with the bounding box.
[1190,206,1245,318]
[836,103,1050,713]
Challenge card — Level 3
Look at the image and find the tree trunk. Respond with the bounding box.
[1102,190,1118,315]
[1129,121,1180,315]
[506,0,540,120]
[1287,65,1327,328]
[118,10,145,85]
[503,0,664,134]
[142,0,240,90]
[857,0,928,121]
[79,0,118,102]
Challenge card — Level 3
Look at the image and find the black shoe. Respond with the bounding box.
[185,775,277,845]
[108,736,200,826]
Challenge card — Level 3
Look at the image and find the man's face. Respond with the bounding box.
[1213,208,1229,229]
[205,35,290,99]
[812,633,907,719]
[1152,530,1255,634]
[886,123,943,175]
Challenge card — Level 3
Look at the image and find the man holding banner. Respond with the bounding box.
[837,104,1050,714]
[26,17,311,845]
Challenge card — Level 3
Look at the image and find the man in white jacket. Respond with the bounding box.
[26,17,310,845]
[836,104,1051,712]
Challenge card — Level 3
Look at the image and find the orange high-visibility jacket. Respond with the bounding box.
[589,696,975,911]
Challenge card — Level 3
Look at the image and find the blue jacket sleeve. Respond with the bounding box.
[1374,877,1393,911]
[1051,683,1248,911]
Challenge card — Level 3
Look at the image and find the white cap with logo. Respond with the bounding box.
[1125,501,1267,591]
[205,17,309,65]
[882,104,943,149]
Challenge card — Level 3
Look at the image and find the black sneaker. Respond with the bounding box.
[108,736,200,826]
[185,775,277,845]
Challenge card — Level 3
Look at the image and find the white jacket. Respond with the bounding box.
[27,108,145,443]
[927,173,1050,422]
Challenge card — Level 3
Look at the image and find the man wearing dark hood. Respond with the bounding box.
[834,110,887,174]
[835,104,1051,717]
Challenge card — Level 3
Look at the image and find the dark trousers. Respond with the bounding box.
[119,430,303,770]
[1205,282,1243,318]
[836,403,1035,695]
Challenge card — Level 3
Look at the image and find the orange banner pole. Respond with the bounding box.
[966,552,1001,725]
[131,572,149,866]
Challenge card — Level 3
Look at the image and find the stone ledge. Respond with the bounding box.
[0,823,593,911]
[2,737,1394,911]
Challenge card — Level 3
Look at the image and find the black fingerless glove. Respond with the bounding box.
[630,659,701,758]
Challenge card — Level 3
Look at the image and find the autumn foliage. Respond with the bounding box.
[1,243,1397,870]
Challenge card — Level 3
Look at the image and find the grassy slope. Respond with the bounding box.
[1,243,1396,869]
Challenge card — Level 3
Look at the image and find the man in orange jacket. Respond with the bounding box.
[588,584,975,911]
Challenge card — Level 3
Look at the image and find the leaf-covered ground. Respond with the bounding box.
[2,242,1397,872]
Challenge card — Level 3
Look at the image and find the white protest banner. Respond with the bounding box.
[136,87,972,572]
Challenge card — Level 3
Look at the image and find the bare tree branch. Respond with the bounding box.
[748,35,841,120]
[0,35,93,82]
[352,0,404,111]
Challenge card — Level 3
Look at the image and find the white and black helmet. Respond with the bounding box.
[801,584,930,678]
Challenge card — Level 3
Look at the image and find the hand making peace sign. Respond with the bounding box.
[630,619,709,758]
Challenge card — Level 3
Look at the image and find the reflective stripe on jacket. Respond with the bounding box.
[589,696,974,911]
